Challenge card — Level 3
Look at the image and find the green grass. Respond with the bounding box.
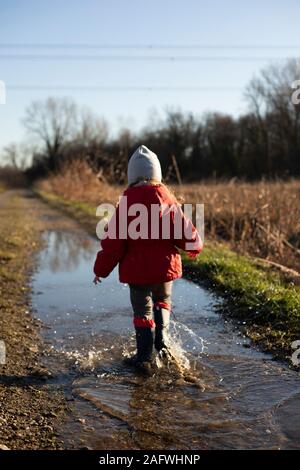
[35,190,96,215]
[36,189,300,362]
[35,190,98,235]
[183,244,300,358]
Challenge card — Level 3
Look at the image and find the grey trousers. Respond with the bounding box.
[129,282,173,354]
[129,281,173,322]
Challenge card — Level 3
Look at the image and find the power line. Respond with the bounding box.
[0,54,296,61]
[0,43,300,50]
[8,85,243,92]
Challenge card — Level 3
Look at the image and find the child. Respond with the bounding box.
[93,145,202,373]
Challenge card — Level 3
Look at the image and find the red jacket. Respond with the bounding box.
[94,184,202,284]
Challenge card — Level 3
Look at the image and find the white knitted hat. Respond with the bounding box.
[127,145,162,185]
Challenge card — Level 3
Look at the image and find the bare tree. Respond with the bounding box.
[245,59,300,175]
[75,107,108,147]
[2,143,19,168]
[23,97,78,169]
[1,142,33,170]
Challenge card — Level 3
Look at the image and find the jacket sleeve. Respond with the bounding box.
[93,205,127,278]
[171,205,203,258]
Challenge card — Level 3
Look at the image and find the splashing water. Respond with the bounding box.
[66,349,103,371]
[120,318,206,376]
[170,320,206,367]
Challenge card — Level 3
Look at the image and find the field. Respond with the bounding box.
[37,160,300,274]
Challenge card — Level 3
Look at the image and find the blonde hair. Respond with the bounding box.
[129,178,179,204]
[128,176,159,187]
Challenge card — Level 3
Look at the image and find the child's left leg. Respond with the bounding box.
[152,282,173,352]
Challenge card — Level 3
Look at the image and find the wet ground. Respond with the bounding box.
[32,227,300,450]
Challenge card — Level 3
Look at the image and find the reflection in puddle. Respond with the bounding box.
[32,230,300,449]
[39,230,96,272]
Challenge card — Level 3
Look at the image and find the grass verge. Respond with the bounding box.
[35,189,300,365]
[183,245,300,363]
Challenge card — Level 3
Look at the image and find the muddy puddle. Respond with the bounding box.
[32,229,300,449]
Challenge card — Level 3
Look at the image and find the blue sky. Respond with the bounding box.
[0,0,299,160]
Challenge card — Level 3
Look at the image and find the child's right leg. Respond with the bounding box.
[127,284,155,366]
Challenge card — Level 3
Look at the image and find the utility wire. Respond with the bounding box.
[0,54,296,61]
[0,43,300,49]
[7,85,243,92]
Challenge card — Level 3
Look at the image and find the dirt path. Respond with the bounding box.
[0,190,69,450]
